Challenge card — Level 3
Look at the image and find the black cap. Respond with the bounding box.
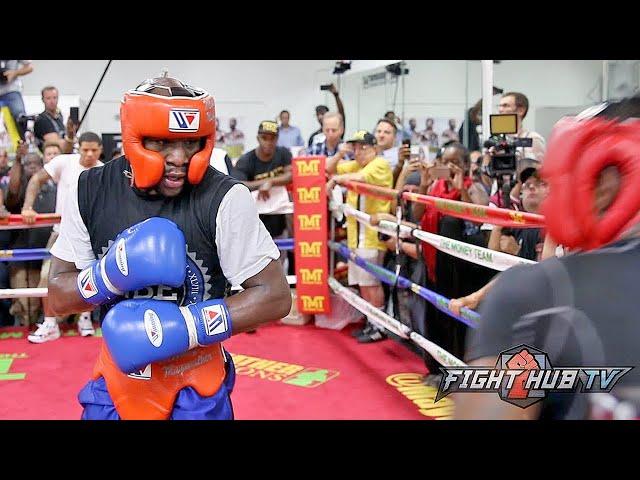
[519,167,539,184]
[258,120,279,136]
[315,105,329,115]
[346,130,376,146]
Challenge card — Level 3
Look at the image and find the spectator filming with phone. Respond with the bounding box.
[33,86,78,154]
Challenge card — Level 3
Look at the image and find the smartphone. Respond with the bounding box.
[433,165,451,179]
[70,106,80,124]
[410,145,421,162]
[320,84,332,91]
[402,138,411,148]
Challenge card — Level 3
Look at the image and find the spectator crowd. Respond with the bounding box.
[0,61,552,394]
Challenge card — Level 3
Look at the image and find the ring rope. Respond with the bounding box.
[328,241,480,328]
[344,180,545,228]
[328,277,467,367]
[336,203,533,271]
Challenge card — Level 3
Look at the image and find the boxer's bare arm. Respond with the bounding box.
[48,256,93,315]
[49,254,291,328]
[225,259,291,334]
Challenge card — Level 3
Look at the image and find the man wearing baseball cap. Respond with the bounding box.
[233,120,293,240]
[326,130,393,343]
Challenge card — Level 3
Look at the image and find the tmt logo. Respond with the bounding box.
[300,269,323,285]
[297,187,321,204]
[300,296,325,311]
[299,242,322,258]
[298,214,321,231]
[295,159,320,176]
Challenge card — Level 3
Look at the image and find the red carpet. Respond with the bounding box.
[0,322,453,420]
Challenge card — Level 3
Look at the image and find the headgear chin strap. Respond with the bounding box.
[120,79,215,189]
[541,112,640,251]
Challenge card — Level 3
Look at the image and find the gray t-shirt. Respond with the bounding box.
[0,60,31,96]
[466,238,640,419]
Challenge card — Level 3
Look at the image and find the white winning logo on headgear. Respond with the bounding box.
[169,109,200,132]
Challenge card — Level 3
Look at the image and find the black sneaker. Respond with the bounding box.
[357,328,386,344]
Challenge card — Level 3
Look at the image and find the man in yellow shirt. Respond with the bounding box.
[326,130,393,343]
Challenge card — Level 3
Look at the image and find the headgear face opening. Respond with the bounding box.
[120,77,216,189]
[541,103,640,251]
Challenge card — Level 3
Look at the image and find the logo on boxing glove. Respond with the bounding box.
[144,309,163,348]
[127,364,152,380]
[78,269,98,299]
[115,239,128,276]
[201,304,228,337]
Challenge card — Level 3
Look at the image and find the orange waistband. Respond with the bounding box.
[93,341,227,420]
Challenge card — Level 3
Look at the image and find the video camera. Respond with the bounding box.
[483,114,532,177]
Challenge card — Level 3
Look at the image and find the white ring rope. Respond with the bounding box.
[0,288,49,299]
[328,277,467,367]
[335,203,535,271]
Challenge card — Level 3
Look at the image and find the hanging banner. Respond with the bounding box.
[292,156,330,314]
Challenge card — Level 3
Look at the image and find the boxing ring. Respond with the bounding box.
[0,215,61,300]
[320,179,546,368]
[0,164,546,370]
[0,158,627,420]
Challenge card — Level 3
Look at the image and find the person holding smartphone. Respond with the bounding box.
[398,142,475,385]
[33,86,78,154]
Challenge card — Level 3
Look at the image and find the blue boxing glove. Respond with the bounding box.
[76,217,187,306]
[102,298,233,374]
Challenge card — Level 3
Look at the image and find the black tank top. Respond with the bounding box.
[77,156,239,321]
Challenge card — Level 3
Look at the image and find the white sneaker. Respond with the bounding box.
[28,322,61,344]
[77,313,95,337]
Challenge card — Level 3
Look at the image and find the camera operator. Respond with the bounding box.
[0,60,33,122]
[32,86,77,154]
[498,91,546,162]
[307,83,346,149]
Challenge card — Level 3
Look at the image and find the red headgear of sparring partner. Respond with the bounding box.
[541,101,640,251]
[120,77,216,189]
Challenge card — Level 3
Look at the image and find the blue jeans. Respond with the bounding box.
[0,91,26,122]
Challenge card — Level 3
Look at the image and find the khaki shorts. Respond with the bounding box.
[38,231,59,289]
[348,248,386,287]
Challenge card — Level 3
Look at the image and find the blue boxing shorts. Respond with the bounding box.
[78,352,236,420]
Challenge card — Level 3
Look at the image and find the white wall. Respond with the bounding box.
[21,60,604,151]
[336,60,603,139]
[21,60,337,152]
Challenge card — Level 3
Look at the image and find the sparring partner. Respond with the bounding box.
[47,75,291,420]
[455,97,640,420]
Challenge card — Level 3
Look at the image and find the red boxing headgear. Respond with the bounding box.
[541,109,640,251]
[120,78,215,189]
